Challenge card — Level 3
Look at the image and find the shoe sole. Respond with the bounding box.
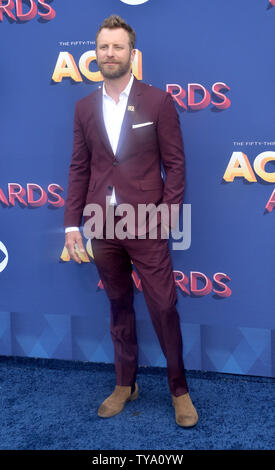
[175,416,199,428]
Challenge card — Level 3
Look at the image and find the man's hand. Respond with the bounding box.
[65,230,87,264]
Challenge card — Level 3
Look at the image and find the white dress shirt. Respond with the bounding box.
[65,74,134,233]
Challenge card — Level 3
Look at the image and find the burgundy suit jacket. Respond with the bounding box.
[64,77,185,235]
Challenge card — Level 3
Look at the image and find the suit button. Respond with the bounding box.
[113,160,118,166]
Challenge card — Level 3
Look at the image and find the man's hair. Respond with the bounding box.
[96,15,136,51]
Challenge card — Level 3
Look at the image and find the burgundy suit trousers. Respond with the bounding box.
[91,222,188,397]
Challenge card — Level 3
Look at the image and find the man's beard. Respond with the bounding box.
[98,56,132,80]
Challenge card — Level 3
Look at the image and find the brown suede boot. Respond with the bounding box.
[97,383,139,418]
[171,392,198,427]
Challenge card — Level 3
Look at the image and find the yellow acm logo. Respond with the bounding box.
[52,49,142,83]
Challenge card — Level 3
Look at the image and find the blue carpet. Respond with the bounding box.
[0,356,274,450]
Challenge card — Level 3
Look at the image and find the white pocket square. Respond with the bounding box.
[132,122,154,129]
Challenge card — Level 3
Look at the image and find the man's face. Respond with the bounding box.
[96,27,135,80]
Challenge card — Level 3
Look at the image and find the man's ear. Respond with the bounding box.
[131,48,136,64]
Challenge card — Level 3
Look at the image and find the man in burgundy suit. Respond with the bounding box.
[64,15,198,427]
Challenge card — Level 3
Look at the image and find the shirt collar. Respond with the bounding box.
[102,74,134,100]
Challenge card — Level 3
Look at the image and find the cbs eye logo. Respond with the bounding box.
[120,0,150,5]
[0,241,8,273]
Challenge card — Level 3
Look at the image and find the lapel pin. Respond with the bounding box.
[128,105,135,112]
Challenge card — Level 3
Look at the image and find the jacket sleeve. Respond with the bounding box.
[63,102,91,228]
[157,92,185,208]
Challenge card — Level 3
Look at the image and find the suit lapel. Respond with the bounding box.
[92,86,114,159]
[91,77,143,159]
[116,78,142,159]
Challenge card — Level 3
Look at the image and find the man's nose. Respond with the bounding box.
[106,46,114,56]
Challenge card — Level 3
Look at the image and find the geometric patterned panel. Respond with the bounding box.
[10,312,72,360]
[271,330,275,378]
[0,312,12,356]
[0,311,273,378]
[71,314,112,363]
[201,325,272,377]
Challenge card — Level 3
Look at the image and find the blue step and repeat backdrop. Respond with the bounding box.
[0,0,274,377]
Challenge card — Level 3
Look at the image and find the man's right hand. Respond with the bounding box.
[65,230,86,264]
